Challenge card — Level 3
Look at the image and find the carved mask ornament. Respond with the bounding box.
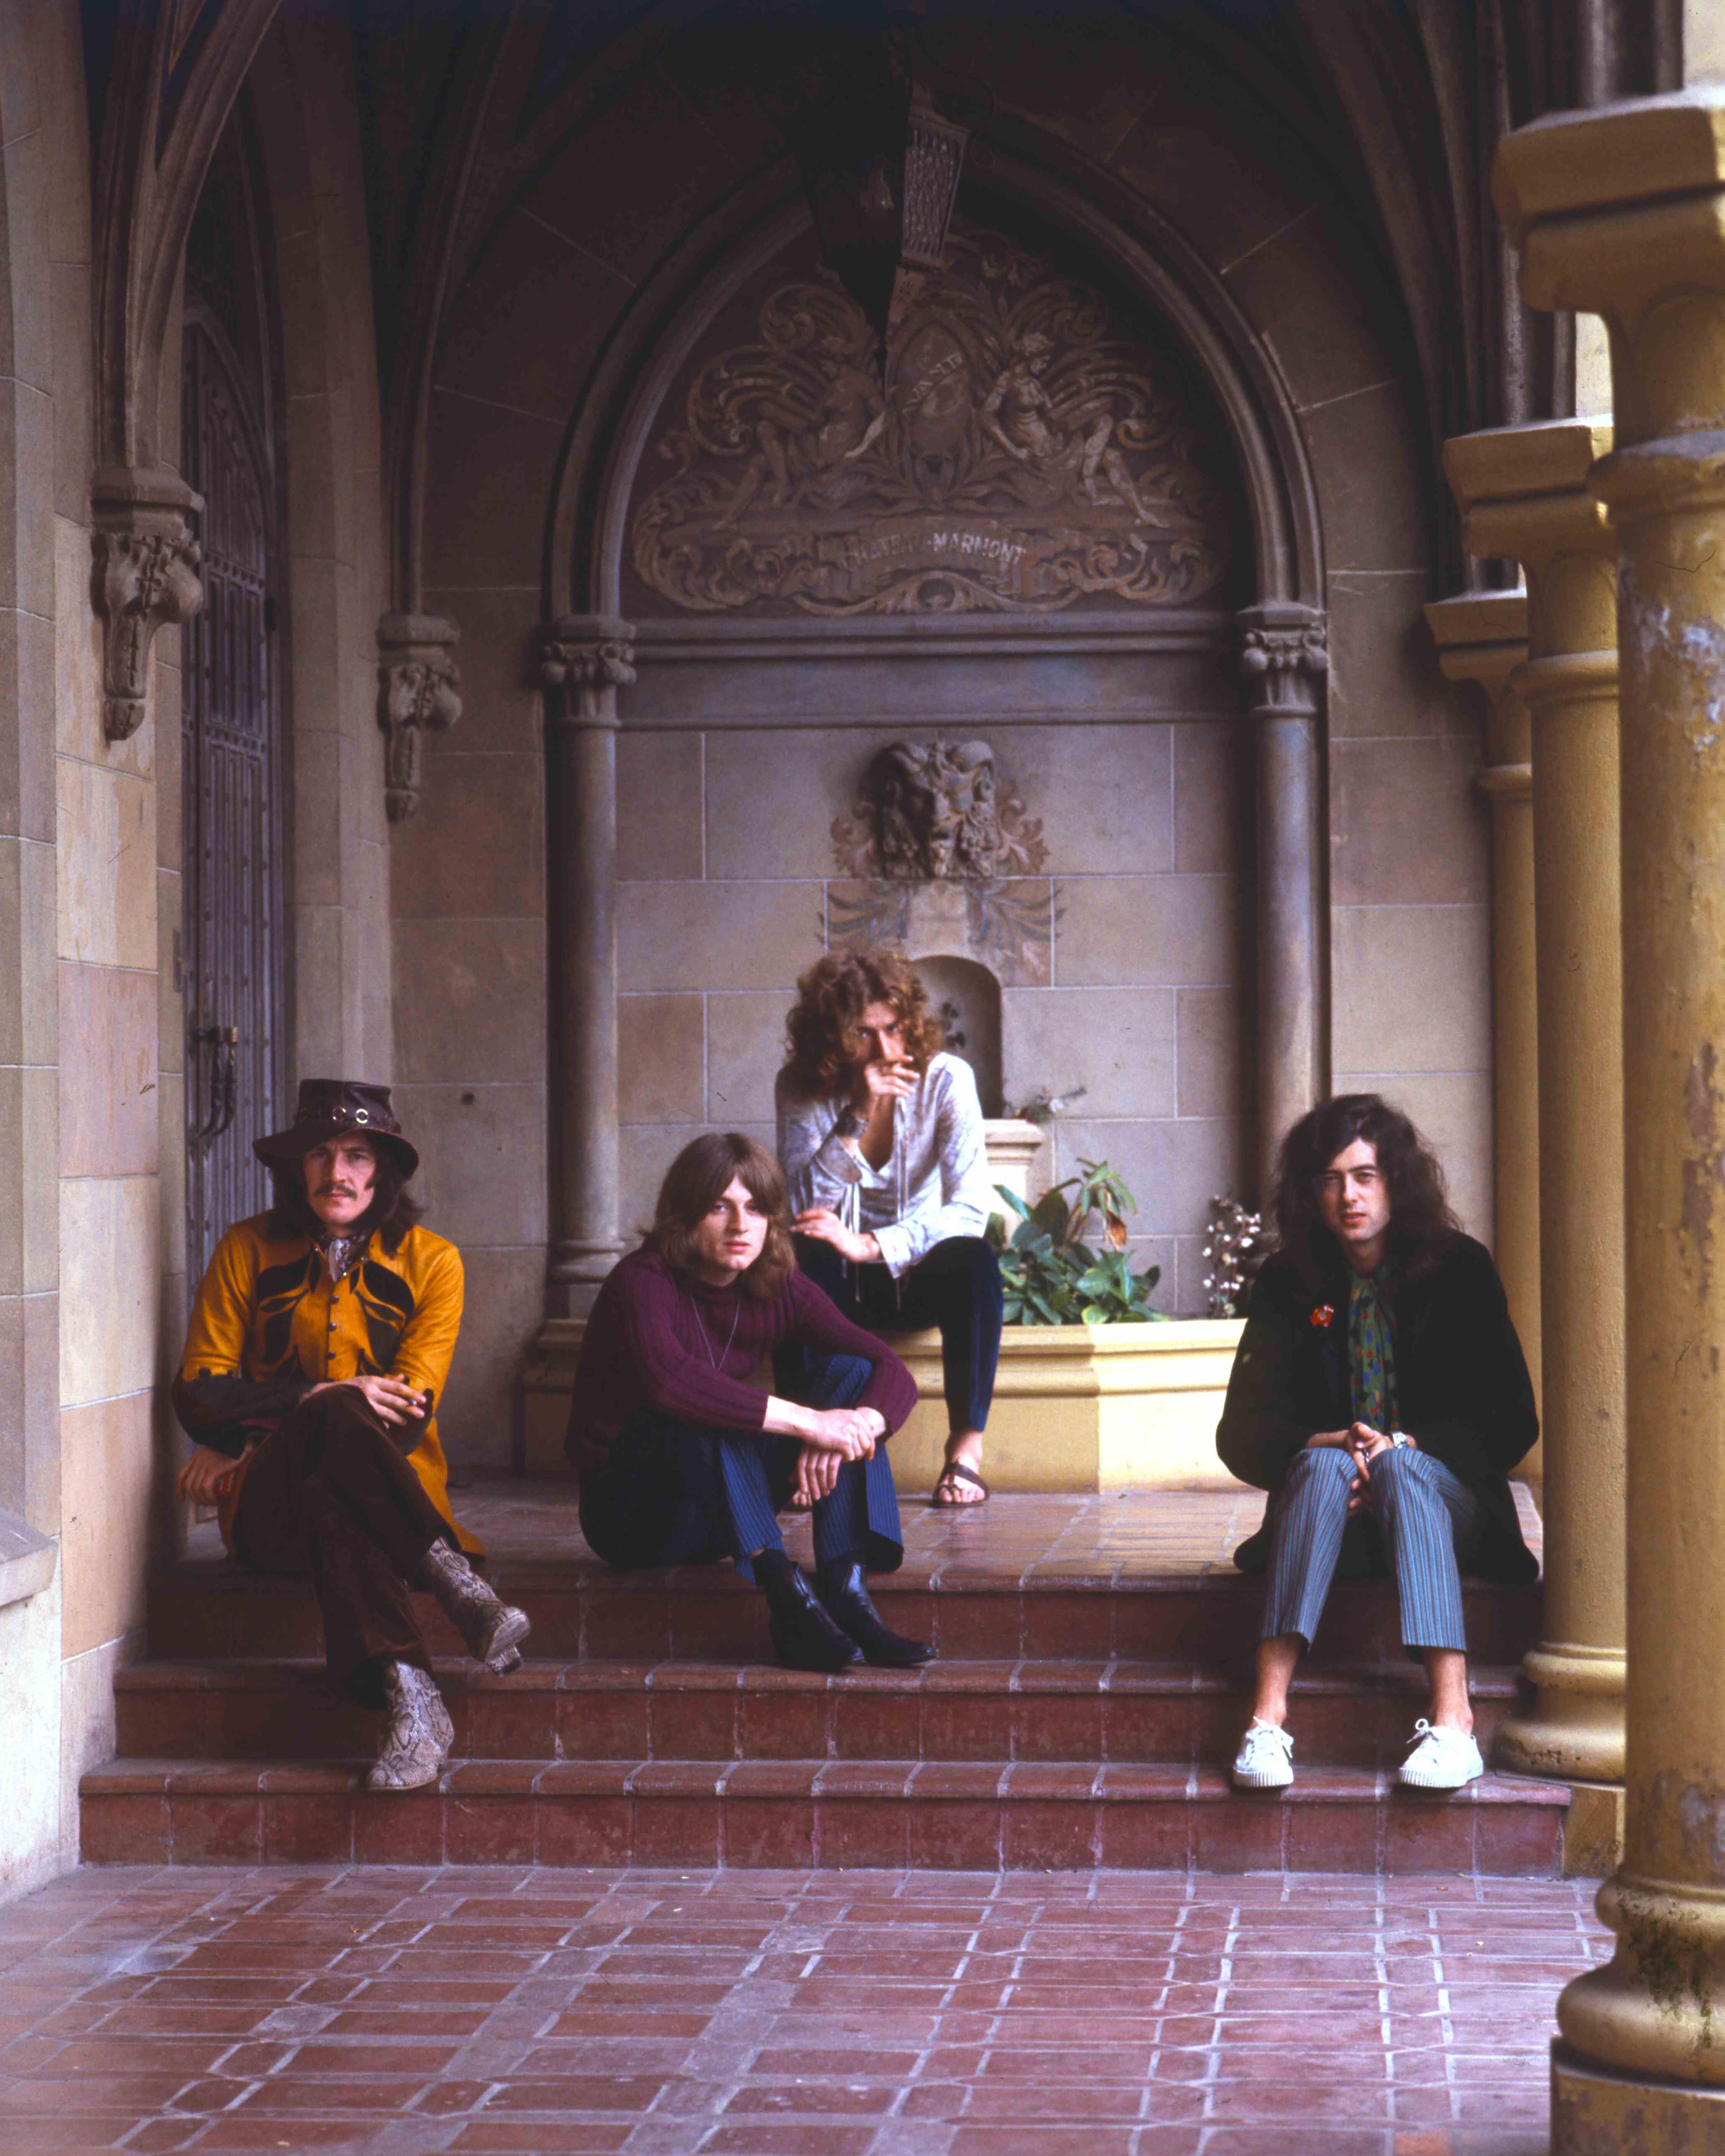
[835,736,1046,885]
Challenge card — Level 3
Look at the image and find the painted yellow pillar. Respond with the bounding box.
[1498,89,1725,2137]
[1443,425,1625,1793]
[1424,590,1542,1461]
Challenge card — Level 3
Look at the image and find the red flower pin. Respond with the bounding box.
[1310,1304,1335,1329]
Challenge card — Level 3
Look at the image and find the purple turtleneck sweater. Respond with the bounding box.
[564,1242,920,1480]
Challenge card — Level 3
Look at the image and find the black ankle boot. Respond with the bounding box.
[756,1553,862,1673]
[815,1556,934,1668]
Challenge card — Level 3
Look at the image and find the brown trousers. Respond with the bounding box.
[232,1386,452,1705]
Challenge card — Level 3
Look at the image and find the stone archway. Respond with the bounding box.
[538,167,1330,1333]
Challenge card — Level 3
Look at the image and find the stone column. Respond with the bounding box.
[539,615,635,1319]
[1443,422,1625,1800]
[1498,91,1725,2137]
[1423,590,1542,1442]
[1236,603,1328,1199]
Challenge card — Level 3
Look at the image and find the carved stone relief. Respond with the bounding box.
[91,465,205,743]
[831,737,1047,883]
[629,225,1229,616]
[829,736,1051,984]
[377,613,462,823]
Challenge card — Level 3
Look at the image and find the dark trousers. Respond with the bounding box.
[579,1354,903,1584]
[232,1386,453,1705]
[782,1233,1003,1434]
[1260,1444,1482,1655]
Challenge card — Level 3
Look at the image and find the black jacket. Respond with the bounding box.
[1215,1233,1539,1586]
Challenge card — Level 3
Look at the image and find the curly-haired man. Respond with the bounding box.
[774,949,1004,1507]
[1217,1093,1538,1793]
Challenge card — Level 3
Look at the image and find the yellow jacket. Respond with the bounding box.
[173,1212,477,1552]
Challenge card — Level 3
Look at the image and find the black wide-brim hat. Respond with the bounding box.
[253,1079,420,1179]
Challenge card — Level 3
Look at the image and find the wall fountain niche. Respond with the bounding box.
[915,953,1002,1116]
[608,203,1255,1317]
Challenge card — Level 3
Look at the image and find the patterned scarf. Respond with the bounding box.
[1347,1271,1399,1433]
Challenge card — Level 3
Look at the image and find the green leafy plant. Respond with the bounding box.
[988,1159,1165,1325]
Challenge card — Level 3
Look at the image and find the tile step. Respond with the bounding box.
[113,1655,1523,1770]
[79,1756,1570,1875]
[146,1563,1543,1667]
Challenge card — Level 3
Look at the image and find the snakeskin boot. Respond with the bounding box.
[415,1543,532,1673]
[365,1660,454,1792]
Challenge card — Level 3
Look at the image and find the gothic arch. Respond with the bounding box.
[544,155,1324,618]
[535,148,1333,1260]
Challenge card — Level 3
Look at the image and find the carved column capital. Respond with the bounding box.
[1236,600,1328,1197]
[1235,603,1329,716]
[540,614,637,728]
[90,464,203,743]
[1426,588,1532,773]
[1444,421,1616,658]
[377,613,461,823]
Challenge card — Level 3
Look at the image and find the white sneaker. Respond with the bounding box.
[1399,1719,1484,1790]
[1231,1718,1294,1789]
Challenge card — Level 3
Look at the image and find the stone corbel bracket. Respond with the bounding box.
[377,613,463,823]
[90,465,204,743]
[1236,602,1329,712]
[539,614,638,722]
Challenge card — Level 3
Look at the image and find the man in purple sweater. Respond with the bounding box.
[565,1132,929,1672]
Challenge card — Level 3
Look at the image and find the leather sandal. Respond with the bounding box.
[930,1459,989,1507]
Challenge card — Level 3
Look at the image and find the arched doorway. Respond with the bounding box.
[179,114,286,1283]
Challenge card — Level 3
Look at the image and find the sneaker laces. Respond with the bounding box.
[1406,1718,1468,1753]
[1240,1719,1292,1764]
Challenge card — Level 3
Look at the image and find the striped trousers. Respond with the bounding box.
[1260,1443,1481,1654]
[578,1353,904,1585]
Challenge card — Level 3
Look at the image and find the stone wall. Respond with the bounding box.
[0,0,69,1901]
[396,13,1496,1437]
[613,657,1246,1313]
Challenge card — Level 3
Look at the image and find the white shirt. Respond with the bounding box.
[775,1051,995,1279]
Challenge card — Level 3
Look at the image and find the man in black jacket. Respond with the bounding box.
[1216,1094,1538,1793]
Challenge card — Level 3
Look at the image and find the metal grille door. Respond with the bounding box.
[181,320,282,1286]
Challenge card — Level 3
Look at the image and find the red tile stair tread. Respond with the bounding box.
[81,1756,1567,1803]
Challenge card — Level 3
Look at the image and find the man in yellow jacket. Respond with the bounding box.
[173,1079,529,1791]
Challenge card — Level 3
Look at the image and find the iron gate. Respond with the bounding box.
[180,317,284,1286]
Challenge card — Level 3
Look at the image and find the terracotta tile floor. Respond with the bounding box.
[405,1483,1547,1578]
[0,1860,1602,2152]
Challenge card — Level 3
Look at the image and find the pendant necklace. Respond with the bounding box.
[690,1284,743,1369]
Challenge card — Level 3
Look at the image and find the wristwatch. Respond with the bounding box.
[1390,1431,1415,1449]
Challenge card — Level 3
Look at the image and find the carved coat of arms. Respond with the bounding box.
[629,226,1229,615]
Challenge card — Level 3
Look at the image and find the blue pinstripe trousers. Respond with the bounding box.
[578,1354,904,1585]
[1260,1444,1481,1654]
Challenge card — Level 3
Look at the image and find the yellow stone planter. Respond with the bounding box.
[888,1318,1247,1493]
[522,1314,1246,1491]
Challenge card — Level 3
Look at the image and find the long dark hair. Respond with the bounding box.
[652,1131,795,1300]
[781,948,942,1101]
[267,1142,424,1256]
[1271,1093,1460,1290]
